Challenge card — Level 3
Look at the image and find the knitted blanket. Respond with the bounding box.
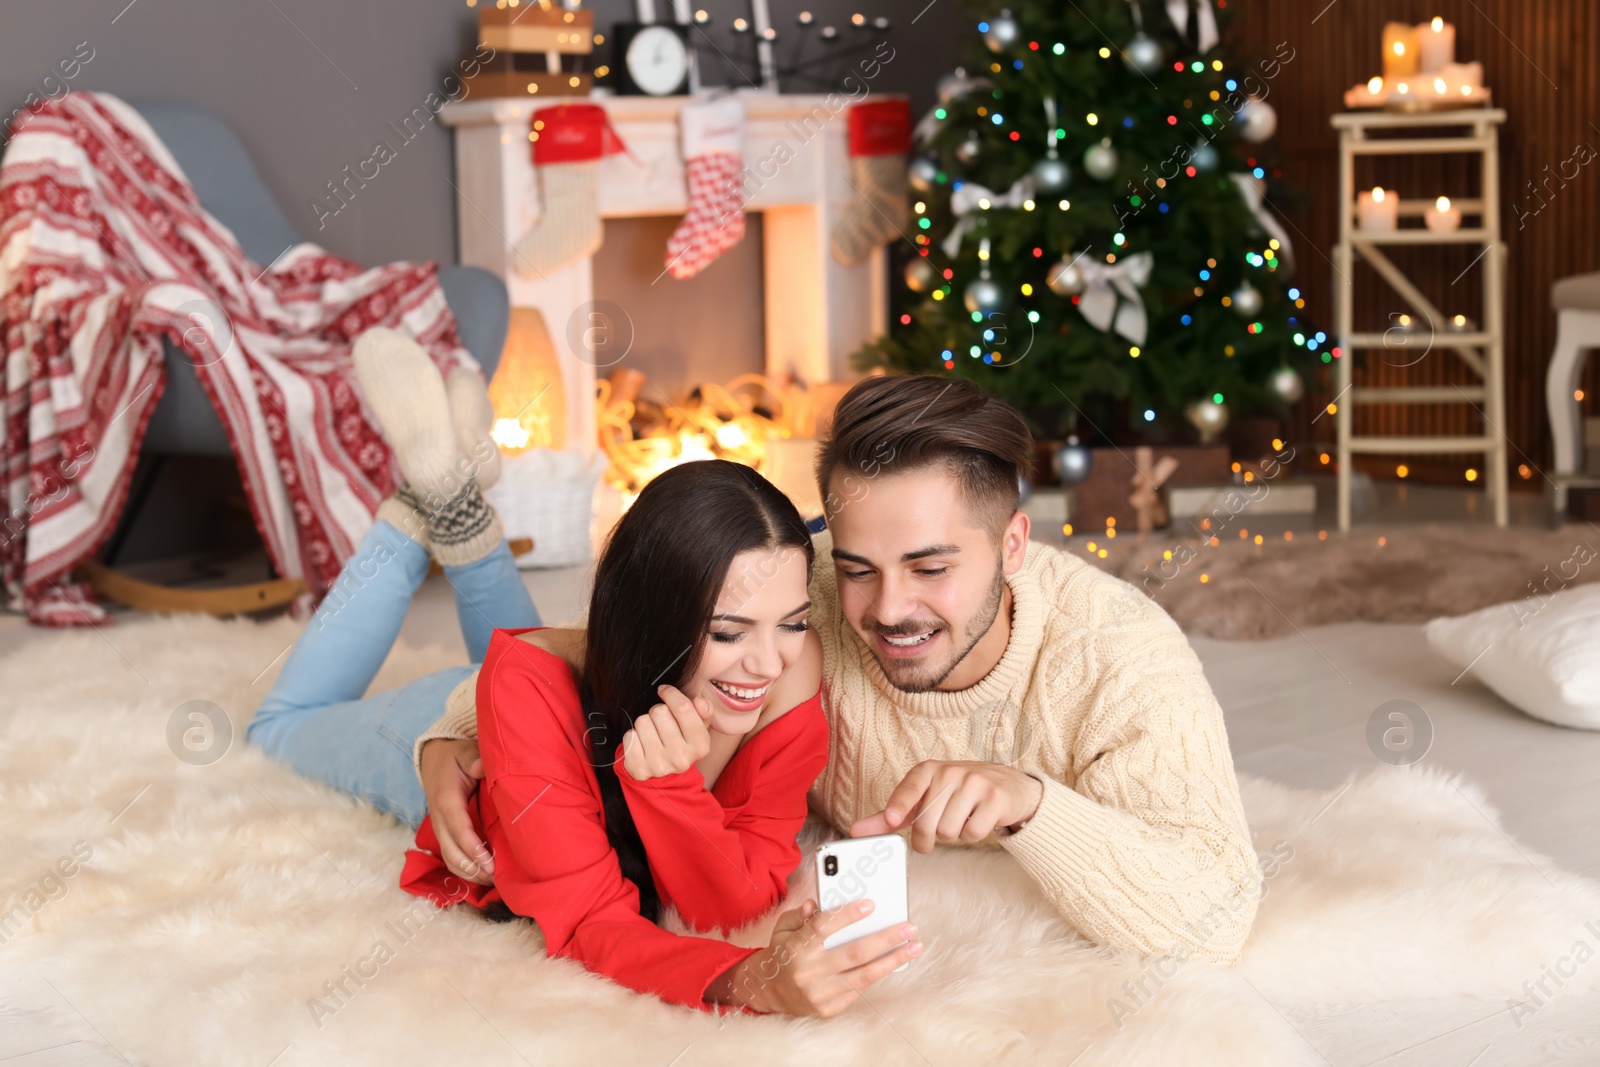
[0,92,471,625]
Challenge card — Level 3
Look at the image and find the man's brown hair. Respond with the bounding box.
[815,374,1035,535]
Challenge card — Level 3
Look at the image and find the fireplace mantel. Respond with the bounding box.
[441,91,889,454]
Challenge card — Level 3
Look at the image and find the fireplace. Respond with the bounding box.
[440,91,889,457]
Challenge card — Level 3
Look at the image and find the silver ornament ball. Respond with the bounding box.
[1269,366,1305,404]
[956,134,982,164]
[1123,33,1164,74]
[1046,258,1085,296]
[1190,142,1219,173]
[1185,398,1231,444]
[904,256,938,293]
[1231,283,1264,318]
[1083,141,1119,181]
[1030,155,1071,192]
[1238,97,1277,143]
[984,11,1020,53]
[1053,436,1093,485]
[909,156,939,192]
[937,68,970,104]
[964,276,1004,314]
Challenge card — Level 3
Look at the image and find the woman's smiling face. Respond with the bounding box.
[681,545,812,736]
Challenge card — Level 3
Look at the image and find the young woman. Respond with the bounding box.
[400,457,842,1008]
[251,330,918,1015]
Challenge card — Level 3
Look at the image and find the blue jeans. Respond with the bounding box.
[248,520,541,826]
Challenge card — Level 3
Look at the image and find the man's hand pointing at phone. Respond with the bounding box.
[849,760,1043,852]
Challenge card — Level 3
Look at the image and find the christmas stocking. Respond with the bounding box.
[665,97,746,280]
[514,103,627,276]
[832,99,913,265]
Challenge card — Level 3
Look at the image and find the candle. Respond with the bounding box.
[1425,195,1461,232]
[1358,187,1399,231]
[1441,61,1485,99]
[1344,76,1388,109]
[1383,22,1420,79]
[1417,17,1455,73]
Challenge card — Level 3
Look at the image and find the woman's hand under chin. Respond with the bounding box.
[620,685,714,780]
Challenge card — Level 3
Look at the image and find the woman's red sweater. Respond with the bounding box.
[400,628,828,1010]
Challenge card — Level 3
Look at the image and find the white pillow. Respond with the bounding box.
[1425,582,1600,729]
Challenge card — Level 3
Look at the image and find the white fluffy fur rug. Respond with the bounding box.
[3,615,1599,1067]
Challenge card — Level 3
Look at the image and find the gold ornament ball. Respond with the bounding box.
[1047,258,1085,296]
[904,256,938,293]
[1186,397,1231,443]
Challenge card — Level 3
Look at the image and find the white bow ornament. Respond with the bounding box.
[1165,0,1220,52]
[1231,173,1295,273]
[941,176,1036,257]
[1072,251,1154,346]
[914,73,991,144]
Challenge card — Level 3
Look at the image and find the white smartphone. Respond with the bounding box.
[815,834,910,965]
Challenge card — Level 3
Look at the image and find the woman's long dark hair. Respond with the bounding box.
[583,460,814,922]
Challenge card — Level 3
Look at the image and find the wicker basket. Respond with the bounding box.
[485,449,607,569]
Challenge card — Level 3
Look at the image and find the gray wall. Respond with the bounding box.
[1,0,960,272]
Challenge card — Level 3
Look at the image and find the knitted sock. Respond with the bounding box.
[375,488,430,549]
[832,101,913,266]
[665,151,745,279]
[352,327,463,502]
[832,153,909,265]
[446,365,501,492]
[512,160,602,276]
[664,97,747,280]
[407,478,504,568]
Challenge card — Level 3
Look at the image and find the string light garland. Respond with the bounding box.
[596,374,786,502]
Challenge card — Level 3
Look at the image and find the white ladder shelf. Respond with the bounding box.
[1331,107,1509,530]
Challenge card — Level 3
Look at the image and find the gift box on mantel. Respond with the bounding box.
[462,5,595,98]
[1069,445,1230,531]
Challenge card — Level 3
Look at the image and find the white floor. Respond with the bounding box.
[2,481,1597,1065]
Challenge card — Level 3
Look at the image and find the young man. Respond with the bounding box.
[418,375,1260,983]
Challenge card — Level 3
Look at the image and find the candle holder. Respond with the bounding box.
[1424,195,1462,232]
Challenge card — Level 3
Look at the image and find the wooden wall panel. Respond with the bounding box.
[1229,0,1600,483]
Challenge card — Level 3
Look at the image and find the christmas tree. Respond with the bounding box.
[856,0,1319,443]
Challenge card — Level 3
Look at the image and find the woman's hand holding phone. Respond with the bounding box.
[620,685,714,780]
[706,900,922,1017]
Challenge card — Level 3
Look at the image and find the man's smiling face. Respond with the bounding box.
[826,465,1027,693]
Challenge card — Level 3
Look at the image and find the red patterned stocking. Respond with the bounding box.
[665,97,746,280]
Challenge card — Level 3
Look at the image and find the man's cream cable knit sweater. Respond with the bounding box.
[413,533,1261,964]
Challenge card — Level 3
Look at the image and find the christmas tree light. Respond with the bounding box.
[855,0,1315,440]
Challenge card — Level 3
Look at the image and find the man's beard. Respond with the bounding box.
[870,563,1006,694]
